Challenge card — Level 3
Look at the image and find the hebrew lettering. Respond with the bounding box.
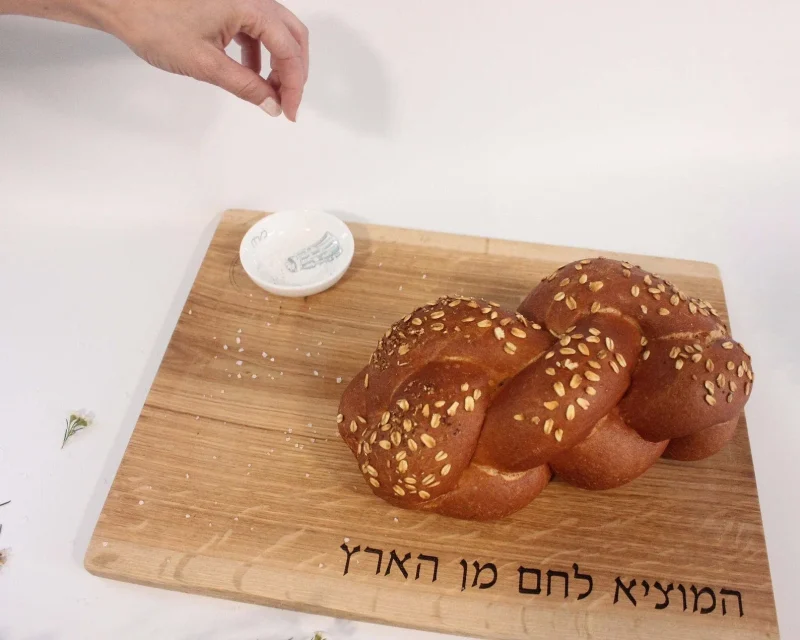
[614,577,637,606]
[547,570,569,598]
[385,550,411,579]
[720,588,744,617]
[572,563,593,600]
[339,543,360,576]
[415,554,439,582]
[364,546,383,575]
[518,566,542,595]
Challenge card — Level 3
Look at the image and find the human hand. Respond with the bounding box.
[102,0,309,120]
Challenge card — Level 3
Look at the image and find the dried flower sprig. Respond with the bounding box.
[62,409,95,448]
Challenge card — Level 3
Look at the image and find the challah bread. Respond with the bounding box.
[338,258,754,520]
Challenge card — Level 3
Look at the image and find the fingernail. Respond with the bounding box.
[259,97,282,117]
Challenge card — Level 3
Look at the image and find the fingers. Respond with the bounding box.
[243,3,306,121]
[234,33,262,74]
[198,47,282,116]
[273,2,309,82]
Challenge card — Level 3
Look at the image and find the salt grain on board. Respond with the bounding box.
[138,500,144,505]
[336,377,342,384]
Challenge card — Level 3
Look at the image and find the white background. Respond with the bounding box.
[1,1,799,638]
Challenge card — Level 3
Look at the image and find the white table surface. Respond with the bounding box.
[1,2,799,638]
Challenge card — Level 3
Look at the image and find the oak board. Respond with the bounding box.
[86,210,778,639]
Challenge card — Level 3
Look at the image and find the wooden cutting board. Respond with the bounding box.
[86,209,778,639]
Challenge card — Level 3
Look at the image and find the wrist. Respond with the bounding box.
[1,0,119,34]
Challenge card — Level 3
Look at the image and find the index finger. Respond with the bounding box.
[248,18,305,120]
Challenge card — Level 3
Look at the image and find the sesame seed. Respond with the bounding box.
[622,269,632,278]
[494,327,505,340]
[434,400,446,408]
[440,463,452,476]
[396,451,407,461]
[393,485,405,496]
[349,421,357,433]
[431,413,441,428]
[545,367,556,376]
[435,451,448,461]
[670,294,680,306]
[398,344,410,355]
[477,319,492,328]
[545,351,555,359]
[462,316,475,323]
[408,439,418,452]
[689,302,698,314]
[675,359,684,370]
[465,396,475,411]
[431,323,445,332]
[336,414,344,424]
[585,371,601,382]
[560,347,576,355]
[704,381,716,394]
[566,296,577,310]
[391,432,402,446]
[411,317,423,326]
[605,337,615,351]
[730,381,737,392]
[559,277,571,287]
[609,360,620,374]
[641,305,648,314]
[553,381,566,397]
[589,281,604,292]
[542,418,554,434]
[422,474,436,485]
[560,336,572,346]
[658,308,670,316]
[569,374,582,389]
[554,292,566,301]
[586,335,600,344]
[722,341,734,350]
[544,400,559,411]
[670,347,681,359]
[379,440,391,450]
[504,342,517,354]
[566,405,575,420]
[586,386,597,396]
[381,411,391,425]
[588,360,601,369]
[418,490,431,500]
[579,274,588,284]
[705,394,717,406]
[644,275,653,286]
[397,399,410,411]
[615,353,627,368]
[514,414,524,421]
[500,318,512,327]
[511,327,527,339]
[745,382,752,396]
[369,478,380,487]
[447,402,459,416]
[473,389,482,400]
[364,374,369,388]
[366,465,378,477]
[577,343,590,356]
[717,374,726,388]
[421,434,436,448]
[430,310,445,319]
[449,299,461,307]
[642,350,650,360]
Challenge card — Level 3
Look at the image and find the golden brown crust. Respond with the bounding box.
[549,409,668,489]
[338,258,753,520]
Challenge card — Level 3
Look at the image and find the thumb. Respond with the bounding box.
[200,48,282,116]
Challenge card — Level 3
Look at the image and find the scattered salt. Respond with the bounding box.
[102,541,109,547]
[185,473,189,479]
[238,348,244,353]
[195,416,199,420]
[236,361,243,366]
[399,286,403,291]
[234,517,238,521]
[138,500,144,505]
[393,517,399,523]
[344,537,350,543]
[288,428,293,433]
[313,371,319,376]
[319,563,324,568]
[422,274,427,279]
[306,352,311,357]
[188,310,192,315]
[252,374,257,379]
[237,329,242,334]
[271,358,275,362]
[247,464,251,468]
[336,377,342,384]
[223,345,228,350]
[262,352,267,358]
[305,473,310,478]
[186,514,191,518]
[237,373,242,379]
[235,337,241,344]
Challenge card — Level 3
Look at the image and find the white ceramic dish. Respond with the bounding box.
[239,210,355,297]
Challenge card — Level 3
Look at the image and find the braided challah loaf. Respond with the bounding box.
[338,258,754,520]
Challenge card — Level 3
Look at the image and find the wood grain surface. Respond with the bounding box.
[86,210,778,639]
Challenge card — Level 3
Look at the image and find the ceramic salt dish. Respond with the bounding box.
[239,210,355,297]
